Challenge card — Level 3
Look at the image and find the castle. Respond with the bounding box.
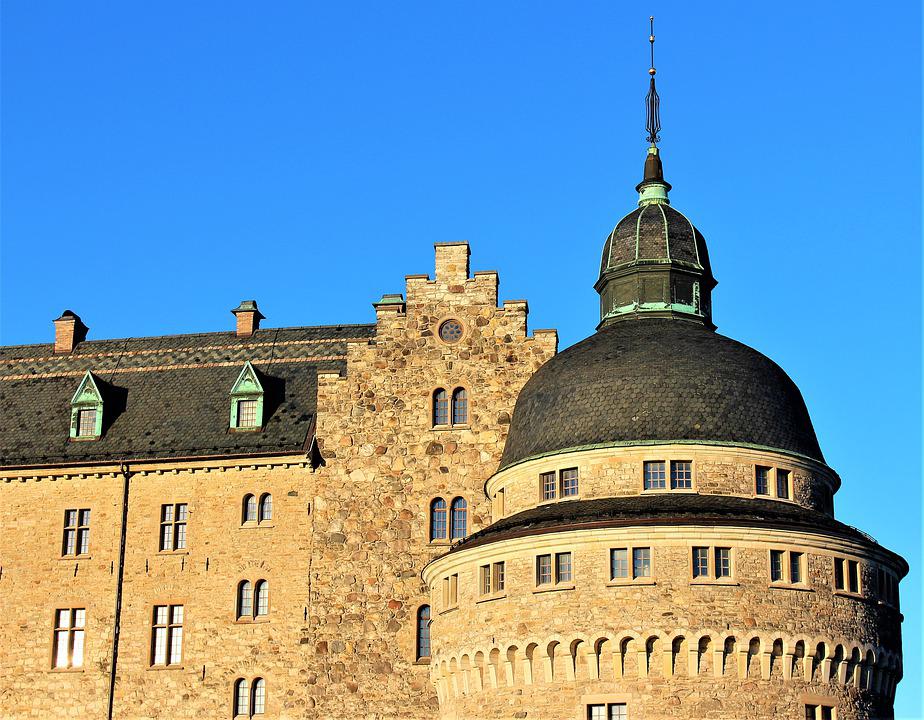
[0,44,907,720]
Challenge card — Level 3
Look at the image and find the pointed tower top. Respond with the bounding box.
[637,17,671,205]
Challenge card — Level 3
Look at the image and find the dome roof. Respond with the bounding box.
[599,202,712,277]
[498,319,824,470]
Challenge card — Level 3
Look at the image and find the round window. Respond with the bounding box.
[438,319,464,343]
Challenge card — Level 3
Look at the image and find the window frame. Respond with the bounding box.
[415,605,431,662]
[150,603,184,667]
[833,557,863,597]
[159,502,188,552]
[642,460,667,490]
[429,497,448,542]
[51,608,86,670]
[776,468,792,500]
[669,460,693,490]
[768,549,807,588]
[690,545,736,584]
[449,497,467,540]
[608,546,654,585]
[535,551,574,591]
[755,465,771,496]
[451,387,468,426]
[258,493,273,524]
[62,508,91,557]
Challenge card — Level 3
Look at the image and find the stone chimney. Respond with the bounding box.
[53,310,88,354]
[231,300,265,338]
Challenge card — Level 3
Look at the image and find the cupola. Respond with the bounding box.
[594,35,717,329]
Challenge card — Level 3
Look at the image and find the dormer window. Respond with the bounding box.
[69,371,103,440]
[229,362,264,431]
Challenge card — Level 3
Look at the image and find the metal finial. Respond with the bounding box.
[645,16,661,145]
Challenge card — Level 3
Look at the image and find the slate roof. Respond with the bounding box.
[599,203,713,276]
[499,319,824,470]
[0,324,375,467]
[451,495,907,571]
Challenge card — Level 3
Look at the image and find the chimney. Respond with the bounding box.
[231,300,265,338]
[53,310,88,354]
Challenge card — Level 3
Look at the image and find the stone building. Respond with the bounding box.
[0,79,907,720]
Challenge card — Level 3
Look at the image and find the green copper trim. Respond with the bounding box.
[69,371,104,439]
[229,361,265,430]
[638,181,670,206]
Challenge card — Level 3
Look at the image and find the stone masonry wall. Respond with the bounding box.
[307,242,557,719]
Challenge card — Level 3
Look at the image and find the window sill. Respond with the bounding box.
[607,579,656,587]
[533,583,575,595]
[68,436,101,443]
[157,550,189,556]
[229,427,263,434]
[49,667,85,673]
[642,488,696,494]
[438,606,459,616]
[430,425,471,432]
[476,593,507,604]
[58,555,92,561]
[690,579,738,587]
[413,658,431,666]
[240,523,274,529]
[769,583,814,593]
[147,665,184,671]
[538,496,582,505]
[833,589,863,599]
[428,540,452,548]
[234,617,271,624]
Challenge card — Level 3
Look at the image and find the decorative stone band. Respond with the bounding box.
[429,628,901,708]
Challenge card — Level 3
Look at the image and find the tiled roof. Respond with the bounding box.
[499,319,824,470]
[0,324,375,467]
[451,495,907,571]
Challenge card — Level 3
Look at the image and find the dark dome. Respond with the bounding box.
[499,319,824,470]
[600,203,713,276]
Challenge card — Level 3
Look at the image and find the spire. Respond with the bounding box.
[636,16,671,206]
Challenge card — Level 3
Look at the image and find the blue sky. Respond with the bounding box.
[2,1,921,714]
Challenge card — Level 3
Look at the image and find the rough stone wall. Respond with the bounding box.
[0,459,317,719]
[308,242,557,719]
[424,527,903,720]
[489,446,837,519]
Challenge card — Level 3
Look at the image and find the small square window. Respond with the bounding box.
[236,399,258,428]
[670,461,692,489]
[76,408,97,437]
[610,548,629,580]
[555,552,572,583]
[643,461,666,490]
[540,472,557,501]
[755,466,770,495]
[560,468,579,497]
[776,469,791,499]
[632,547,651,578]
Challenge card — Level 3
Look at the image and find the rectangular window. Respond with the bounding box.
[805,705,836,720]
[449,574,458,605]
[610,548,629,580]
[62,508,90,557]
[715,547,731,578]
[236,399,258,428]
[643,461,666,490]
[536,554,552,586]
[560,468,579,497]
[755,466,770,495]
[790,552,804,584]
[555,552,572,583]
[834,558,845,590]
[442,577,449,607]
[151,604,184,666]
[77,408,97,437]
[776,469,791,499]
[493,561,505,593]
[847,560,860,594]
[52,608,86,669]
[159,503,188,551]
[540,472,557,501]
[670,460,692,489]
[692,547,709,578]
[770,550,784,582]
[587,704,627,720]
[821,708,834,720]
[480,565,491,596]
[632,547,651,579]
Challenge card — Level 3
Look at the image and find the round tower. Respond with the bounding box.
[422,22,906,720]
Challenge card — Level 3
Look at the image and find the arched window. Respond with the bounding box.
[243,494,257,524]
[451,388,467,425]
[234,678,249,716]
[416,605,431,661]
[259,493,273,522]
[255,580,268,617]
[251,677,266,715]
[450,497,467,540]
[238,580,253,619]
[432,388,449,426]
[429,498,447,541]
